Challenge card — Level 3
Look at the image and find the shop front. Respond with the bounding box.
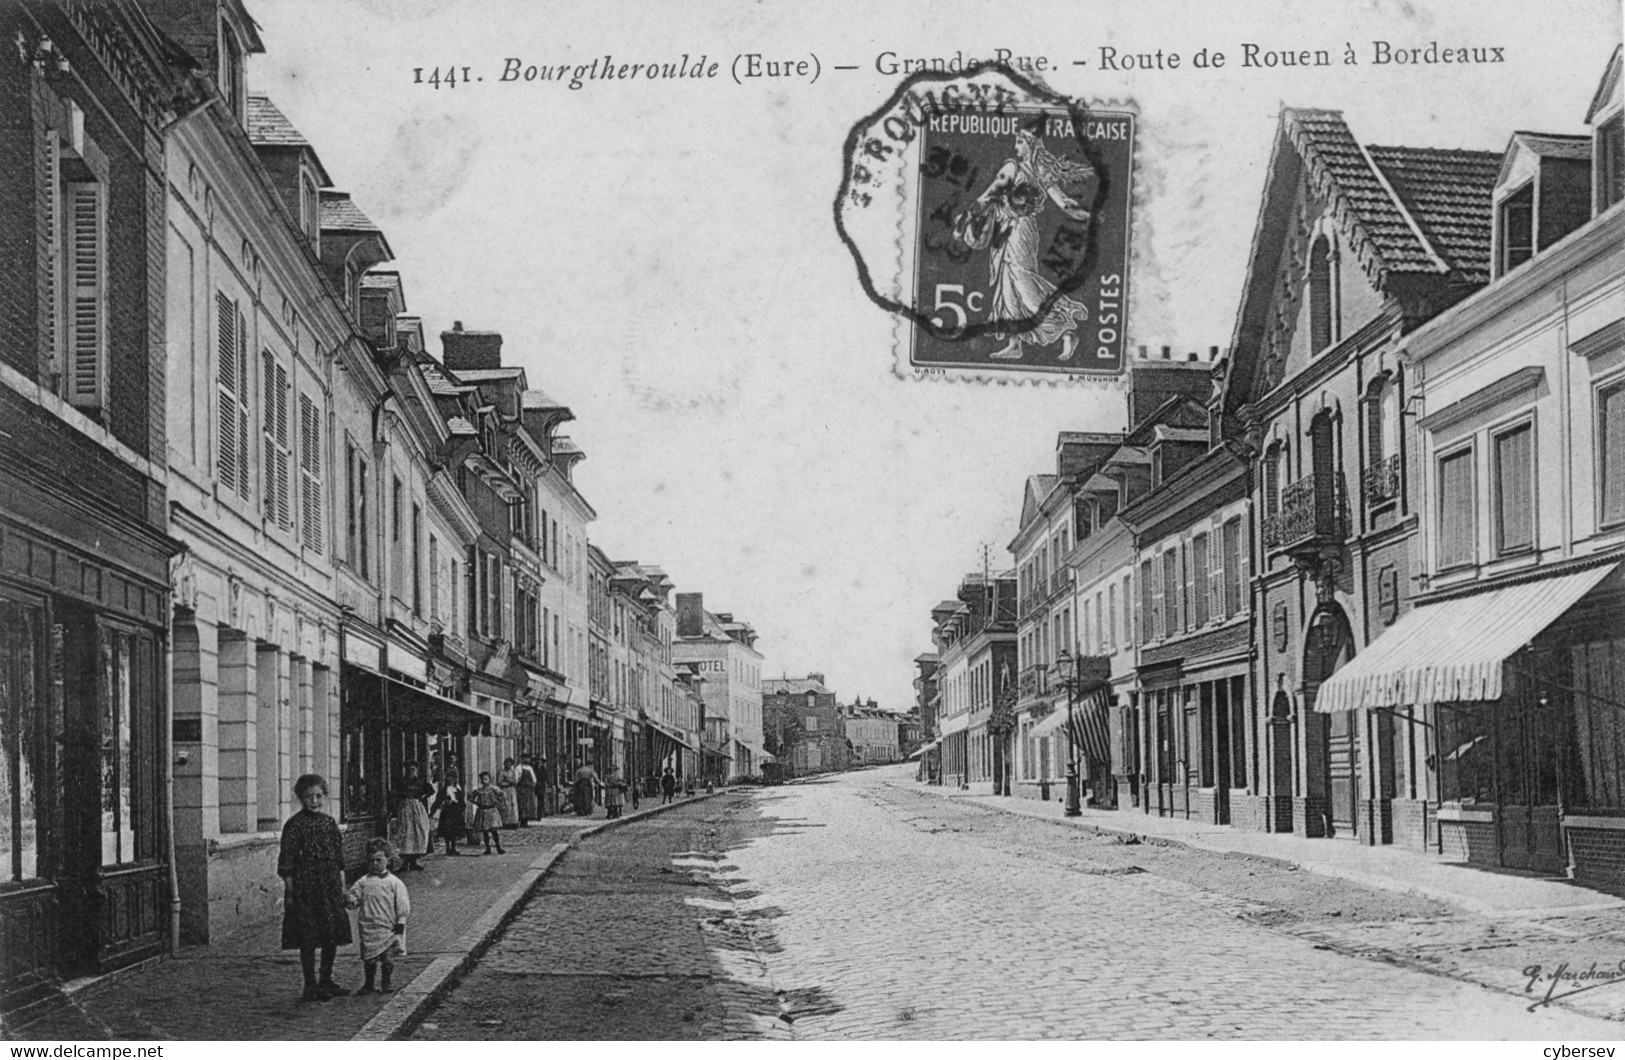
[1316,560,1625,882]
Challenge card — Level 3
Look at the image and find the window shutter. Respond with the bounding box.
[275,363,291,528]
[1151,555,1165,641]
[1208,529,1223,621]
[44,143,60,374]
[263,351,277,521]
[217,293,238,491]
[299,394,323,550]
[1183,539,1198,631]
[65,184,103,409]
[235,307,250,497]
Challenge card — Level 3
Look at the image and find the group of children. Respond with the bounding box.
[278,774,415,1003]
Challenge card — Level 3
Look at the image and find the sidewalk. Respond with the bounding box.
[895,780,1625,919]
[6,792,723,1042]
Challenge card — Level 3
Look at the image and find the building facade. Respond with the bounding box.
[1319,52,1624,882]
[762,675,848,776]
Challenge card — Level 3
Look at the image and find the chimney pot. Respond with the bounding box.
[1188,352,1199,362]
[1138,344,1148,358]
[1210,344,1220,359]
[453,321,463,331]
[1161,345,1172,359]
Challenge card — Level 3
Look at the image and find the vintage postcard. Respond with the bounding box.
[1,0,1622,1048]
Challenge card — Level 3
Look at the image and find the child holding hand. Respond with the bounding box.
[347,838,411,995]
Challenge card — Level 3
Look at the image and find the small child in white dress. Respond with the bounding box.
[347,838,411,994]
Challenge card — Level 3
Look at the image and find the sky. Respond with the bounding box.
[248,0,1622,715]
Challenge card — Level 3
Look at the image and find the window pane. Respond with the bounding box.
[1603,384,1625,526]
[0,600,43,880]
[1192,535,1210,626]
[1494,425,1533,553]
[1439,451,1475,568]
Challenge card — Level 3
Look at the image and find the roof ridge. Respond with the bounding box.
[1357,139,1450,274]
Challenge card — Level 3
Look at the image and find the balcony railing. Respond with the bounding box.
[1018,664,1051,699]
[1364,454,1401,506]
[1262,472,1346,553]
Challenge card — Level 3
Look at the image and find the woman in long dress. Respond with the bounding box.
[390,762,433,870]
[429,768,468,856]
[516,756,539,824]
[496,758,521,828]
[953,127,1094,361]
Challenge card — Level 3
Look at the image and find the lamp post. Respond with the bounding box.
[1055,650,1085,817]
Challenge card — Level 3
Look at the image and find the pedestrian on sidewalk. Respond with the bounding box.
[347,838,410,995]
[603,767,626,819]
[571,761,597,817]
[497,758,520,829]
[684,775,696,797]
[516,756,539,825]
[278,774,354,1003]
[390,762,433,871]
[430,769,469,856]
[661,767,677,804]
[629,773,641,812]
[471,772,506,854]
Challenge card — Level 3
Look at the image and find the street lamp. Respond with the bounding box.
[1054,649,1086,817]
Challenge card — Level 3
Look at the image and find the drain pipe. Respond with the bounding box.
[165,547,188,957]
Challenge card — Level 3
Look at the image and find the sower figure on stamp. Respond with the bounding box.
[953,124,1094,361]
[279,774,354,1002]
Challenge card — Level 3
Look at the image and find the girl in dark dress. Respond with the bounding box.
[429,768,468,855]
[279,774,354,1002]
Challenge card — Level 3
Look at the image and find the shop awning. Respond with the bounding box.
[1027,707,1069,739]
[739,740,776,764]
[646,718,695,749]
[1026,693,1112,763]
[1315,562,1618,713]
[386,676,492,736]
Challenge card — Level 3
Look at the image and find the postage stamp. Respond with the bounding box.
[835,66,1136,382]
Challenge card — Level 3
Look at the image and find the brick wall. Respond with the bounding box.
[1567,827,1625,895]
[1439,819,1499,864]
[1391,798,1431,852]
[1295,794,1329,838]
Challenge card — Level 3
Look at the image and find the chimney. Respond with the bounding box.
[1056,432,1121,479]
[808,673,826,687]
[676,593,705,638]
[441,321,504,372]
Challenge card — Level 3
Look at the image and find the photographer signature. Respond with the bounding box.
[1523,960,1625,1011]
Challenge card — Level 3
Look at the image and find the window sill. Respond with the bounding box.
[1482,549,1541,579]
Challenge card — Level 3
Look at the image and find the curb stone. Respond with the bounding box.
[353,790,730,1041]
[887,780,1624,918]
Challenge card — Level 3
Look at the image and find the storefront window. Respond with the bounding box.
[0,598,44,881]
[1437,704,1494,804]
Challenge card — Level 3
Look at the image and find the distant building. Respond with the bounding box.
[844,698,903,764]
[763,674,848,775]
[672,592,765,778]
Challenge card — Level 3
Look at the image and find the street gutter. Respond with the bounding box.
[353,790,731,1041]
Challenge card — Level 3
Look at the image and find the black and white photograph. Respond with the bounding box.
[0,0,1623,1046]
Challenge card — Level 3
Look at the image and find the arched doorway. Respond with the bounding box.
[1303,604,1357,837]
[1269,688,1295,833]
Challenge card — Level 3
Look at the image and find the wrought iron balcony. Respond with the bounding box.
[1364,454,1401,506]
[1018,664,1051,699]
[1262,472,1346,554]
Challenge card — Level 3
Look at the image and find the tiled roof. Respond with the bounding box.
[418,361,469,397]
[445,416,477,436]
[1366,145,1502,285]
[764,678,830,695]
[1288,109,1501,284]
[454,368,524,381]
[1509,131,1592,160]
[523,388,568,409]
[1287,109,1441,275]
[361,272,402,289]
[245,95,307,146]
[319,191,380,232]
[552,437,584,456]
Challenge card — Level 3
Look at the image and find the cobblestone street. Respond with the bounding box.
[409,768,1625,1040]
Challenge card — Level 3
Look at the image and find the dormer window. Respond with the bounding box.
[299,170,320,247]
[220,19,246,124]
[1598,116,1624,213]
[1499,183,1535,274]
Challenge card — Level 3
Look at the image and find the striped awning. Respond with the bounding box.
[1026,691,1112,766]
[1315,562,1618,713]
